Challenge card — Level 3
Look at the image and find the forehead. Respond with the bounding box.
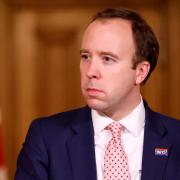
[81,19,136,55]
[83,18,133,39]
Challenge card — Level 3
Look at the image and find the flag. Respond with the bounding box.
[0,110,8,180]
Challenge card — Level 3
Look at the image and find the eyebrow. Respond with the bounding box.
[100,51,119,59]
[80,49,119,59]
[80,49,89,54]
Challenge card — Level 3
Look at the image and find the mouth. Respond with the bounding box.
[86,88,104,96]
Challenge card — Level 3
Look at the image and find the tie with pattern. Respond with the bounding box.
[104,122,131,180]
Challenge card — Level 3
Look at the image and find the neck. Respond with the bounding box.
[102,93,141,121]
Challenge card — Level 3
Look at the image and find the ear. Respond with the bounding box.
[135,61,150,85]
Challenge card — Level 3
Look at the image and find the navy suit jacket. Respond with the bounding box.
[15,103,180,180]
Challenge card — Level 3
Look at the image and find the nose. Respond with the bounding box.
[87,59,100,79]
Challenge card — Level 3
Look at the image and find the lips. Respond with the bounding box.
[86,88,104,96]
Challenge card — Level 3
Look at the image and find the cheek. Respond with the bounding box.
[80,71,87,88]
[79,65,83,77]
[106,70,136,89]
[80,65,85,78]
[80,64,88,78]
[105,70,126,83]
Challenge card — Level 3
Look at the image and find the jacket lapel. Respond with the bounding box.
[66,107,97,180]
[141,104,172,180]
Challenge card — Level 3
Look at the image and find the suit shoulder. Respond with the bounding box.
[152,110,180,132]
[32,106,90,127]
[153,111,180,123]
[25,106,91,143]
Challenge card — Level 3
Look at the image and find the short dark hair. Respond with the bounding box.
[92,8,159,83]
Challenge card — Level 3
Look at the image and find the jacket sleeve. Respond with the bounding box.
[14,120,49,180]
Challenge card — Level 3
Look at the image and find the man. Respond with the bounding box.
[15,8,180,180]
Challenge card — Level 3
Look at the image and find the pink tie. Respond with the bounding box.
[104,122,131,180]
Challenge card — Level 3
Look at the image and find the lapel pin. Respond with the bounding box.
[155,148,168,157]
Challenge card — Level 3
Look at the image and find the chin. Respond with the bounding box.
[86,99,106,111]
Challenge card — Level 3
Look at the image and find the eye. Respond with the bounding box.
[102,56,114,63]
[103,56,111,61]
[80,53,90,61]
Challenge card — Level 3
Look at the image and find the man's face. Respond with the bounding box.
[80,19,146,119]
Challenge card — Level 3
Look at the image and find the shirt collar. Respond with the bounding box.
[92,97,145,136]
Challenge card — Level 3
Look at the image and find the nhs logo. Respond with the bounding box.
[155,148,168,157]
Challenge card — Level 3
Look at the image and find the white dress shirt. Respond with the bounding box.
[92,99,145,180]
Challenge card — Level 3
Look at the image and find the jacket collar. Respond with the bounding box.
[66,106,97,180]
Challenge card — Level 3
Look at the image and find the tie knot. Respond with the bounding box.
[106,122,123,139]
